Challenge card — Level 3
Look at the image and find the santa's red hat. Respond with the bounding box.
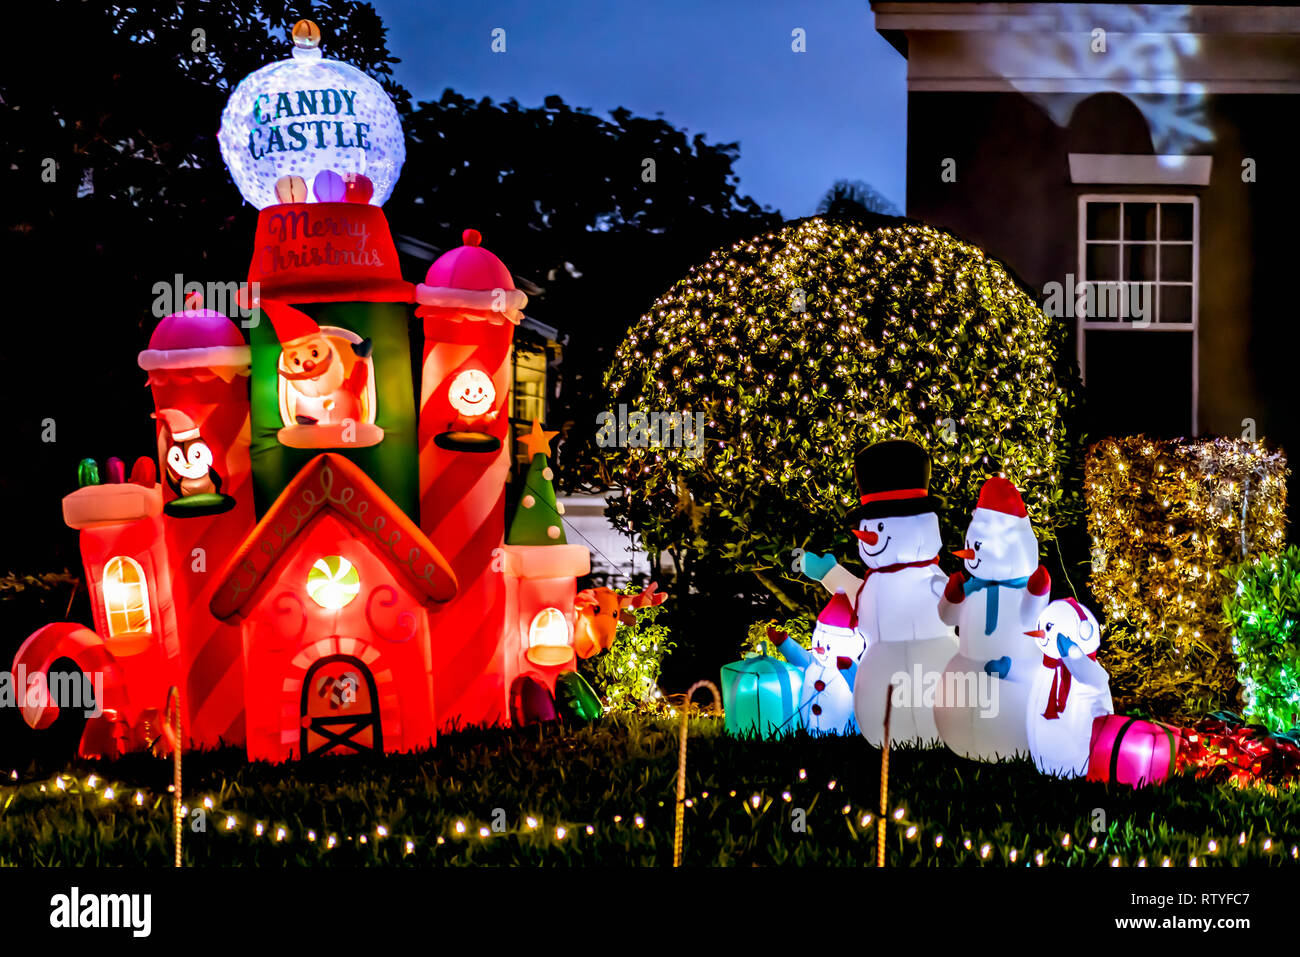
[974,477,1028,518]
[153,408,200,442]
[259,299,321,345]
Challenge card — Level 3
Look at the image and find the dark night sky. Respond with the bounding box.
[367,0,907,218]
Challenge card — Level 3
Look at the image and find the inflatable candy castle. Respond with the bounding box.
[12,21,595,762]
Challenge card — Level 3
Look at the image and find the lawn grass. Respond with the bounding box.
[2,715,1297,866]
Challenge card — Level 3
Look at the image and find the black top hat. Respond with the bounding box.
[848,439,944,522]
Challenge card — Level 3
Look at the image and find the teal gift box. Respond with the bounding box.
[720,652,803,739]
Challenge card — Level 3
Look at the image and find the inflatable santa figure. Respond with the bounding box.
[933,476,1051,761]
[800,440,957,746]
[768,592,864,734]
[1026,598,1113,778]
[262,299,371,427]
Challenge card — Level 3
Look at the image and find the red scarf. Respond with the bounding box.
[863,556,940,580]
[1041,652,1098,719]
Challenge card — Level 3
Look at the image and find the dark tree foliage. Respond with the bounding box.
[0,0,407,578]
[390,91,780,478]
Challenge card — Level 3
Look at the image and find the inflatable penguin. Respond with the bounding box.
[1026,598,1113,778]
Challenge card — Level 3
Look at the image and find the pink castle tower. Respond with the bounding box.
[137,298,254,747]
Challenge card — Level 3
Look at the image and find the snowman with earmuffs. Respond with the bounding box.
[799,439,958,746]
[1025,597,1114,778]
[933,476,1052,761]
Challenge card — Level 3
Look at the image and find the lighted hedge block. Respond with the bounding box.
[1084,436,1288,719]
[720,654,802,739]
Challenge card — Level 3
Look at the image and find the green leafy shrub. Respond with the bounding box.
[1224,546,1300,732]
[743,612,815,660]
[578,590,675,711]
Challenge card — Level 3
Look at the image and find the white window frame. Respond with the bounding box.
[1076,194,1199,434]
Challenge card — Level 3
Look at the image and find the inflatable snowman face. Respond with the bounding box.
[1032,599,1102,660]
[961,510,1037,580]
[811,621,866,662]
[448,368,496,418]
[857,512,942,567]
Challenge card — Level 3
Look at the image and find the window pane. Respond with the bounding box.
[1161,202,1194,241]
[1161,244,1193,282]
[1084,283,1124,321]
[1124,245,1157,283]
[1124,203,1158,241]
[1160,285,1192,323]
[1085,243,1119,281]
[1087,203,1120,240]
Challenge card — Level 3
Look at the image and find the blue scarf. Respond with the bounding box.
[963,575,1031,635]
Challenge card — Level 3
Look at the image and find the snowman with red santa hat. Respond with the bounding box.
[800,439,958,746]
[933,476,1051,761]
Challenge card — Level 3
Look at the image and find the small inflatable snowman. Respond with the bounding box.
[801,440,957,746]
[767,592,864,734]
[1026,598,1113,778]
[933,477,1050,761]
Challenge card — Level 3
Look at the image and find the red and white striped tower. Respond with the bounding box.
[415,229,529,726]
[138,299,253,747]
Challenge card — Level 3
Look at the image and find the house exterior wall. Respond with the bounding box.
[878,3,1300,491]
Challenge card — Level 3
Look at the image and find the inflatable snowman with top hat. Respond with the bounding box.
[801,440,957,746]
[1026,598,1113,778]
[769,593,864,734]
[933,476,1051,761]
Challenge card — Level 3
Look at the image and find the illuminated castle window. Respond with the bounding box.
[525,606,574,666]
[103,556,151,637]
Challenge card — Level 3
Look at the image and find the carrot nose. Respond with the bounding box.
[852,529,878,545]
[1025,630,1046,639]
[952,548,976,559]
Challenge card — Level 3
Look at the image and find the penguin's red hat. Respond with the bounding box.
[153,408,200,442]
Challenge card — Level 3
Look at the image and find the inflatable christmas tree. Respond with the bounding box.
[508,421,566,545]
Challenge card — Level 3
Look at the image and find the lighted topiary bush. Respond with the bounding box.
[1224,546,1300,733]
[603,216,1082,611]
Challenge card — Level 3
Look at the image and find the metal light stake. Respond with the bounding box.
[878,684,895,868]
[674,680,720,867]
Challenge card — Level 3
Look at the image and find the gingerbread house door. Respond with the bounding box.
[300,654,384,757]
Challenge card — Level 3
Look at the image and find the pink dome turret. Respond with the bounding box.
[138,295,250,374]
[415,228,528,324]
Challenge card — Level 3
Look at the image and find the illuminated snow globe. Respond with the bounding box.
[218,19,405,209]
